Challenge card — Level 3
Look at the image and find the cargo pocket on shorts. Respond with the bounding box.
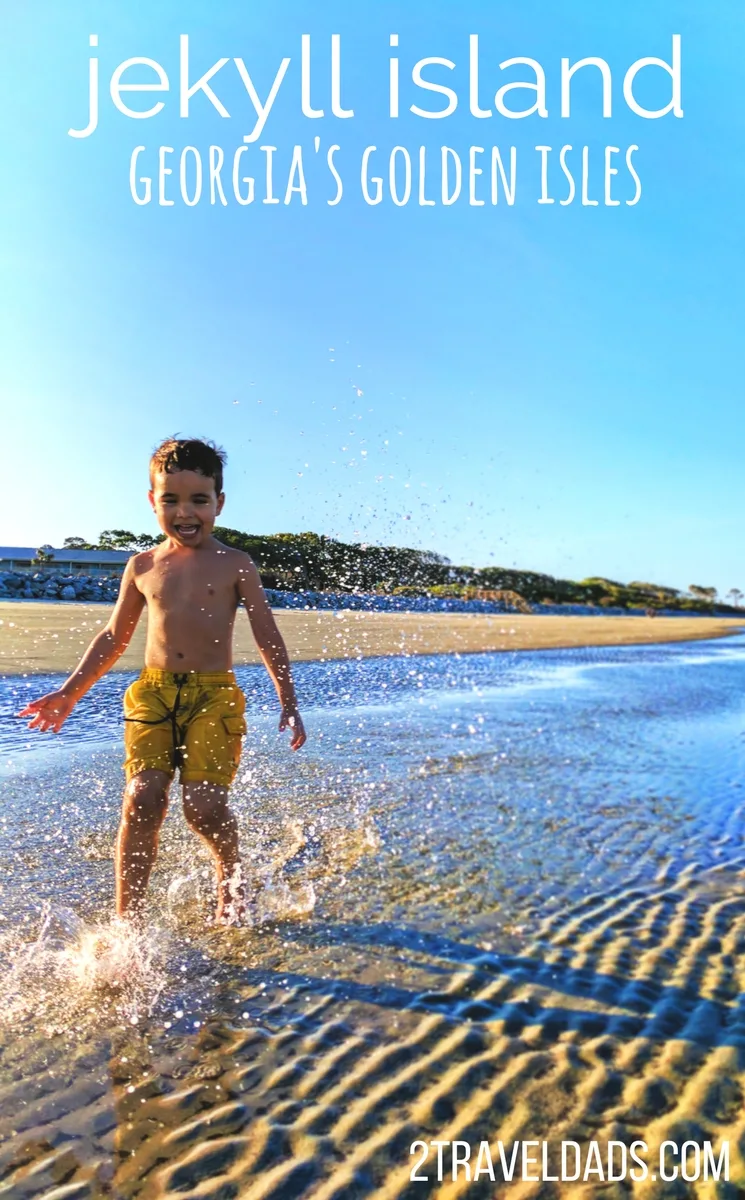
[222,714,247,770]
[222,715,247,736]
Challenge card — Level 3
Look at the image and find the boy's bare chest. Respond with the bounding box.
[140,559,237,614]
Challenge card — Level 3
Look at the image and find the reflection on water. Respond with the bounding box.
[2,637,745,1195]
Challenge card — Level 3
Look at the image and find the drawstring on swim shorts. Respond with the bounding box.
[124,672,189,768]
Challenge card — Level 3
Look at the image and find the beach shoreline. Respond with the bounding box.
[1,600,743,676]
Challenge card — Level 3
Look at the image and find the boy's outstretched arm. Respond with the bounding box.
[18,559,145,733]
[237,557,307,751]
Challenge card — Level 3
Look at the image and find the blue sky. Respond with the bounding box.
[1,0,743,594]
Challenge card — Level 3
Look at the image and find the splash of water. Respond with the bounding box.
[165,823,317,928]
[0,812,382,1036]
[0,904,170,1033]
[163,817,380,928]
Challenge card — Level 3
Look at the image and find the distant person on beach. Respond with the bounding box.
[18,437,306,924]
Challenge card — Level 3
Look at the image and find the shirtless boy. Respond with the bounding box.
[19,437,306,923]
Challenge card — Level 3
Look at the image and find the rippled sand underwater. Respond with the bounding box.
[2,640,745,1197]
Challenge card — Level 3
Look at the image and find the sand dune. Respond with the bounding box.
[0,600,743,675]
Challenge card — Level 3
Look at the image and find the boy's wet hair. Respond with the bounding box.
[150,437,227,495]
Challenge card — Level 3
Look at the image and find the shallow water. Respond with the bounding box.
[2,639,745,1196]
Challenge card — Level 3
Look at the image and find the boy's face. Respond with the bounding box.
[149,469,225,548]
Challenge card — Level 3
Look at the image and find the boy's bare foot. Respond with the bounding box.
[215,896,246,925]
[112,907,146,932]
[214,903,249,927]
[214,867,249,925]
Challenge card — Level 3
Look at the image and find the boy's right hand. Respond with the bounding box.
[18,691,76,733]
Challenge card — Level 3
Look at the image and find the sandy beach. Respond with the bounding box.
[0,600,743,674]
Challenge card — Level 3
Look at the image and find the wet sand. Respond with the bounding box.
[0,600,743,675]
[4,871,744,1199]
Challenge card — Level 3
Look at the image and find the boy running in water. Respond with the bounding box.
[19,437,306,923]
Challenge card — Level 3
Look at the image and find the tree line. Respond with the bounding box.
[51,529,741,613]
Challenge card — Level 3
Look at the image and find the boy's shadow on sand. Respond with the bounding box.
[214,918,745,1059]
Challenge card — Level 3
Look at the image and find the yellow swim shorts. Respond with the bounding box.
[123,669,247,787]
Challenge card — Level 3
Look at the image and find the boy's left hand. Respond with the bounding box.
[279,707,306,751]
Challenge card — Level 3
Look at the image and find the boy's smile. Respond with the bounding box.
[149,468,225,548]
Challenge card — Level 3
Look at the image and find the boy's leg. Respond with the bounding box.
[116,769,171,917]
[181,782,244,921]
